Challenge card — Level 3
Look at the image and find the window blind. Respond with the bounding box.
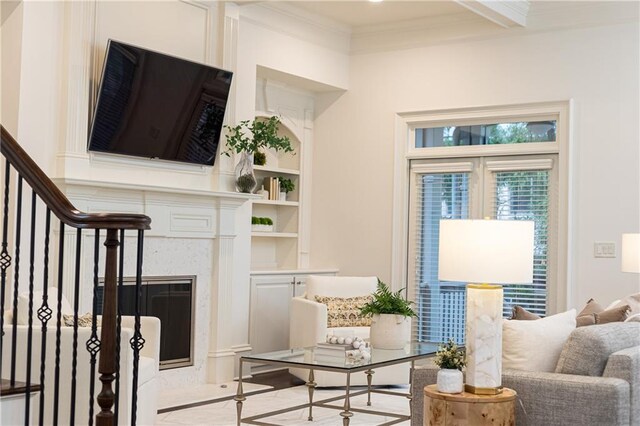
[491,170,550,317]
[413,172,469,345]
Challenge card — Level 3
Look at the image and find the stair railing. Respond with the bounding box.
[0,125,151,426]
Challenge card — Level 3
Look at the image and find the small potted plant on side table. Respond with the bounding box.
[434,338,466,394]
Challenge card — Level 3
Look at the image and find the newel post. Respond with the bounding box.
[96,229,119,426]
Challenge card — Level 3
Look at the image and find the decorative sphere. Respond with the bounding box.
[352,341,361,349]
[344,337,353,345]
[330,337,338,344]
[326,335,332,343]
[362,351,371,361]
[337,337,345,344]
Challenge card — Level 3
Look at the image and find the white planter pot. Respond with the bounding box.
[437,369,464,394]
[369,314,411,349]
[251,224,273,232]
[279,191,287,201]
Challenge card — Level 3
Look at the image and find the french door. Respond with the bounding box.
[408,155,558,344]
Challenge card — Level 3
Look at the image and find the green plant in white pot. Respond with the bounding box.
[360,280,417,350]
[434,338,466,394]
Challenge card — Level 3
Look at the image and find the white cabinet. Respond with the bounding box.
[249,271,336,370]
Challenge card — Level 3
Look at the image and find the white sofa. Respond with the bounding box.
[289,275,409,387]
[2,309,160,426]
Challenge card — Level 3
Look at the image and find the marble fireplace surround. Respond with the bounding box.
[53,177,257,389]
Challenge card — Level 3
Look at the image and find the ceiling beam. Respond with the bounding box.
[455,0,530,28]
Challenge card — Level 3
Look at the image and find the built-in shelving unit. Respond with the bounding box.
[250,112,303,271]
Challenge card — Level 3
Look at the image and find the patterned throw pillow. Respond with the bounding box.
[314,295,373,328]
[63,313,97,327]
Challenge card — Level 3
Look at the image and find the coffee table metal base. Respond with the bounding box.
[235,358,415,426]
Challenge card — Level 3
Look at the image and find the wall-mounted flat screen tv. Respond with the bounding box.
[88,40,233,166]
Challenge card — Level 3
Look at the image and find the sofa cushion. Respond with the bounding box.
[555,322,640,376]
[17,288,73,325]
[576,298,630,327]
[611,293,640,315]
[315,295,372,327]
[503,309,576,372]
[305,276,377,300]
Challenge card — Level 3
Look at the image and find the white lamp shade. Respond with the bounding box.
[438,219,535,284]
[622,233,640,273]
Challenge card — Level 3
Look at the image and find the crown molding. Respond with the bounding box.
[456,0,530,28]
[237,2,351,53]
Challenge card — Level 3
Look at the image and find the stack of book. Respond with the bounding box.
[314,342,352,359]
[263,177,280,201]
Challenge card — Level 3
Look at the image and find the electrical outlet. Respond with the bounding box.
[594,242,616,258]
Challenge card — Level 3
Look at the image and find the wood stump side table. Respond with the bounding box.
[423,385,516,426]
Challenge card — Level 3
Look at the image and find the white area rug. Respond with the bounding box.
[156,385,411,425]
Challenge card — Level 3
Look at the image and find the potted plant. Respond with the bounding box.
[222,116,294,193]
[360,279,417,349]
[251,216,273,232]
[278,177,295,201]
[434,338,466,394]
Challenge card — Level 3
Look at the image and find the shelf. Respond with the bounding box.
[252,200,299,207]
[251,232,298,238]
[254,165,300,176]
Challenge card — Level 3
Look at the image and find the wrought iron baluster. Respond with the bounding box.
[52,221,65,426]
[114,228,125,426]
[87,229,101,426]
[37,208,52,426]
[25,190,37,426]
[0,160,12,374]
[10,175,23,386]
[69,228,82,426]
[130,229,145,426]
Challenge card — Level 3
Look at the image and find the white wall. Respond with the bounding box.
[311,21,640,309]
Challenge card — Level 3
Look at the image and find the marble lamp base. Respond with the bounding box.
[464,284,503,395]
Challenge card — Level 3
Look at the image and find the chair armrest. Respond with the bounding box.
[120,316,161,365]
[289,297,327,349]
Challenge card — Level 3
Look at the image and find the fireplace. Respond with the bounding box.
[97,275,196,370]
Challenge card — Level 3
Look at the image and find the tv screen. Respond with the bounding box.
[88,40,233,166]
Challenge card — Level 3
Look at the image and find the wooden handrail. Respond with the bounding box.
[1,126,150,230]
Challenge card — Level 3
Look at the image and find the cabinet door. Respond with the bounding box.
[293,276,306,297]
[250,275,295,354]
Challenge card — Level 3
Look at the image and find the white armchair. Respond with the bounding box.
[289,275,409,387]
[2,309,160,426]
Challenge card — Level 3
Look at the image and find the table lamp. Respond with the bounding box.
[622,233,640,273]
[438,219,534,395]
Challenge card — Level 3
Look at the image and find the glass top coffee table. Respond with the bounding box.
[235,342,438,425]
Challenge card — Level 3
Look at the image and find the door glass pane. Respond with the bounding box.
[493,170,549,317]
[415,120,556,148]
[414,173,469,344]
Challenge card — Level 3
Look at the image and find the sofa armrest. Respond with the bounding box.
[412,364,631,426]
[289,297,327,349]
[604,346,640,426]
[503,370,630,426]
[120,316,161,365]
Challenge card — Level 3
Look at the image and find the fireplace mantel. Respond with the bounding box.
[52,177,258,386]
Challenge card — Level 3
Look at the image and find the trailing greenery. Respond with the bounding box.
[278,177,295,193]
[434,338,466,370]
[222,116,294,158]
[360,279,417,318]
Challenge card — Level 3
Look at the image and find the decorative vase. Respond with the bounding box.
[436,368,463,394]
[369,314,411,349]
[279,191,287,201]
[235,152,257,193]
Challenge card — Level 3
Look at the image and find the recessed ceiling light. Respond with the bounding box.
[369,0,383,3]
